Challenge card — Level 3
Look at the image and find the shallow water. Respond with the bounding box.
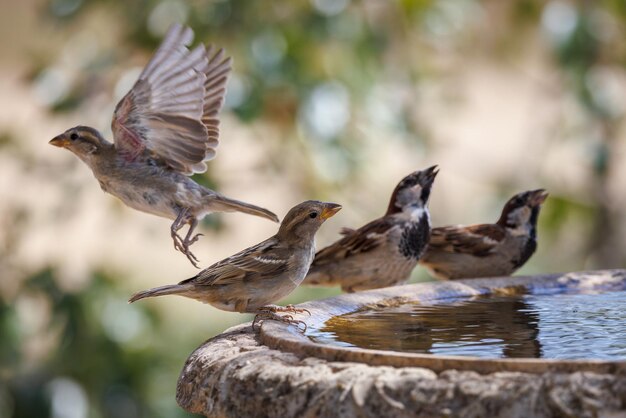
[307,289,626,359]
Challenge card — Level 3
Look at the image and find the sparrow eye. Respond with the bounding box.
[309,212,318,219]
[70,133,78,140]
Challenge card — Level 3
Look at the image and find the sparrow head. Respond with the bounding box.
[49,126,110,164]
[497,189,548,232]
[386,165,439,215]
[278,200,342,242]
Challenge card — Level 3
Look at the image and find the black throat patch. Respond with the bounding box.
[513,238,537,269]
[399,214,431,259]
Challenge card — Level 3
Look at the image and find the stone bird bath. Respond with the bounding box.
[176,270,626,417]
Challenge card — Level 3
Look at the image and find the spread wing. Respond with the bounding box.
[111,24,232,175]
[180,237,290,287]
[428,224,506,257]
[313,218,398,266]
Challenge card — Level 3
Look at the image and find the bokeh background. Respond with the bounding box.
[1,0,625,417]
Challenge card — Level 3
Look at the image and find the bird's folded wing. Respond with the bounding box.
[428,224,505,257]
[314,218,397,265]
[339,227,356,236]
[111,24,231,175]
[181,238,290,286]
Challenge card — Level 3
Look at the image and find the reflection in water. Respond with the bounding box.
[308,290,626,359]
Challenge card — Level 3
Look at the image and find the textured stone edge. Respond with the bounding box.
[176,323,626,418]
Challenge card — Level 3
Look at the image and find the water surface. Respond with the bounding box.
[307,289,626,359]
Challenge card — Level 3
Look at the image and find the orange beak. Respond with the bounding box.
[49,134,70,148]
[320,203,342,220]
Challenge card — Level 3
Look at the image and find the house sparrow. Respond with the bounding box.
[129,201,341,329]
[49,24,278,267]
[304,166,438,293]
[419,189,548,280]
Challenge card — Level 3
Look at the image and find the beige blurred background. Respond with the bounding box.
[1,0,625,417]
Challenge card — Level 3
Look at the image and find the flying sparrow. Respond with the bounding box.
[129,201,341,329]
[49,24,278,267]
[304,166,438,293]
[419,189,548,280]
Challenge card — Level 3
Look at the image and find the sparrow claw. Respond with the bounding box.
[170,210,203,267]
[259,304,309,315]
[188,233,204,246]
[252,309,308,332]
[183,249,200,268]
[171,230,201,268]
[284,304,311,316]
[171,232,184,251]
[293,320,307,332]
[251,314,263,331]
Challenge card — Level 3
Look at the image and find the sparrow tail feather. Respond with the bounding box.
[210,195,279,223]
[128,284,192,303]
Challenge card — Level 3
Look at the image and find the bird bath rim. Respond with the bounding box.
[259,269,626,374]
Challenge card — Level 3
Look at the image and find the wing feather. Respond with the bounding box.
[428,224,506,257]
[180,238,290,287]
[111,24,231,175]
[313,218,397,266]
[140,25,194,81]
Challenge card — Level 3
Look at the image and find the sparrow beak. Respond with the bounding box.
[530,189,548,206]
[49,134,70,148]
[421,165,439,187]
[320,203,342,220]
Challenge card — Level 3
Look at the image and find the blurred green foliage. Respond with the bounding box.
[2,269,195,418]
[2,0,626,417]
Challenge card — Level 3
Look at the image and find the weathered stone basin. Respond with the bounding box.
[176,270,626,417]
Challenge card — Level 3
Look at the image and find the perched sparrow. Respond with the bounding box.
[129,201,341,328]
[419,189,548,280]
[49,24,278,267]
[304,166,438,293]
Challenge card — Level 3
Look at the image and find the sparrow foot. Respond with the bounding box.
[186,233,204,246]
[171,231,201,268]
[258,304,311,316]
[181,247,200,269]
[171,209,202,268]
[283,304,311,316]
[252,308,308,332]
